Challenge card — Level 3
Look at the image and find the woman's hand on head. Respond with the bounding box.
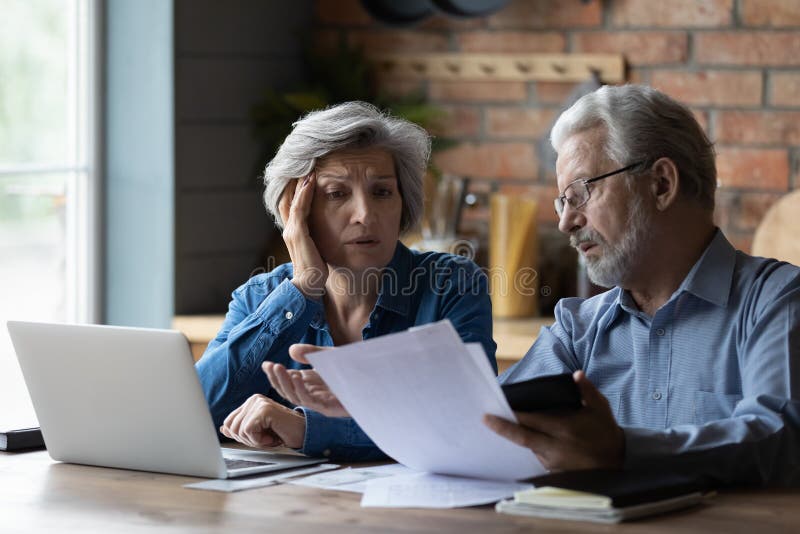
[262,345,350,418]
[219,394,306,449]
[278,173,328,299]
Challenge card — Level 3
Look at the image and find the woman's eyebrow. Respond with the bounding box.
[316,173,396,181]
[315,173,349,181]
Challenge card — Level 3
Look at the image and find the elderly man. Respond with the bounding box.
[268,85,800,486]
[483,84,800,486]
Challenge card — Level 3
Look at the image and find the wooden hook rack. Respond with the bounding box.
[368,53,625,83]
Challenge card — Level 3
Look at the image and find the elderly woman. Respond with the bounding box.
[196,102,496,461]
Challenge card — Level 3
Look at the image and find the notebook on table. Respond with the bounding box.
[0,427,44,451]
[6,321,325,478]
[496,469,713,524]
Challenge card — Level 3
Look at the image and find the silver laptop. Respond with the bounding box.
[6,321,325,478]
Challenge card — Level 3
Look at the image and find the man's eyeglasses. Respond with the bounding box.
[553,162,644,217]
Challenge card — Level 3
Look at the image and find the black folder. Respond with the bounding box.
[0,427,45,451]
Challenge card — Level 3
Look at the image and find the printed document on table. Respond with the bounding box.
[291,463,415,493]
[306,320,545,481]
[184,463,339,493]
[361,472,533,508]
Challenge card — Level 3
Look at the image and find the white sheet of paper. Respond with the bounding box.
[183,463,340,493]
[290,463,415,493]
[306,320,544,481]
[361,472,533,508]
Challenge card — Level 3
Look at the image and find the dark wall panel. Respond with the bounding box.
[176,58,305,121]
[176,254,268,314]
[177,190,273,256]
[175,0,309,56]
[173,0,312,314]
[176,124,262,189]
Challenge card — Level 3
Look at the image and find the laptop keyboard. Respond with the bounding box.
[224,457,276,470]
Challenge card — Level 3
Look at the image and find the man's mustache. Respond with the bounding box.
[569,229,605,249]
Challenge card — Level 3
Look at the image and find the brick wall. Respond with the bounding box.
[314,0,800,256]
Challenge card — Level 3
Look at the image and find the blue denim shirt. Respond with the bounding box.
[502,229,800,486]
[196,242,496,461]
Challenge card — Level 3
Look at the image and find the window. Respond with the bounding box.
[0,0,99,428]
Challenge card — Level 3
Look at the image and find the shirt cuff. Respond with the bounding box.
[293,408,341,458]
[295,407,383,459]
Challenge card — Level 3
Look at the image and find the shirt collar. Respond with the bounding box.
[308,241,412,330]
[615,288,647,322]
[609,228,735,324]
[374,241,412,317]
[675,228,735,307]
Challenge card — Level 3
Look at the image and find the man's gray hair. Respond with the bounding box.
[263,101,431,233]
[550,84,716,210]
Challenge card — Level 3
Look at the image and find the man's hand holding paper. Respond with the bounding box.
[485,371,625,471]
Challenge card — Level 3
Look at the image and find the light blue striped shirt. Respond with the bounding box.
[501,229,800,485]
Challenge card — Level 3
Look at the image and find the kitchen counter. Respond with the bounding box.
[172,314,552,373]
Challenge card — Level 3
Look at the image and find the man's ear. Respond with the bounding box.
[650,157,680,211]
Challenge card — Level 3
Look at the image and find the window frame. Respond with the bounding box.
[0,0,102,324]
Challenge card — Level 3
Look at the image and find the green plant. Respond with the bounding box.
[250,38,453,177]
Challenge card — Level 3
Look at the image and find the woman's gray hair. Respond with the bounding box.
[550,84,716,210]
[263,101,431,233]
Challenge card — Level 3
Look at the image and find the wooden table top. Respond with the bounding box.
[2,450,799,533]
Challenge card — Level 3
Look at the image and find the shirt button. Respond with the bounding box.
[652,391,662,400]
[323,449,331,457]
[656,328,665,336]
[285,311,294,320]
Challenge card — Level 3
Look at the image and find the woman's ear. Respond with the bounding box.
[650,157,680,211]
[277,179,300,225]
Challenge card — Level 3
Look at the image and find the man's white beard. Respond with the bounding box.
[570,195,651,288]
